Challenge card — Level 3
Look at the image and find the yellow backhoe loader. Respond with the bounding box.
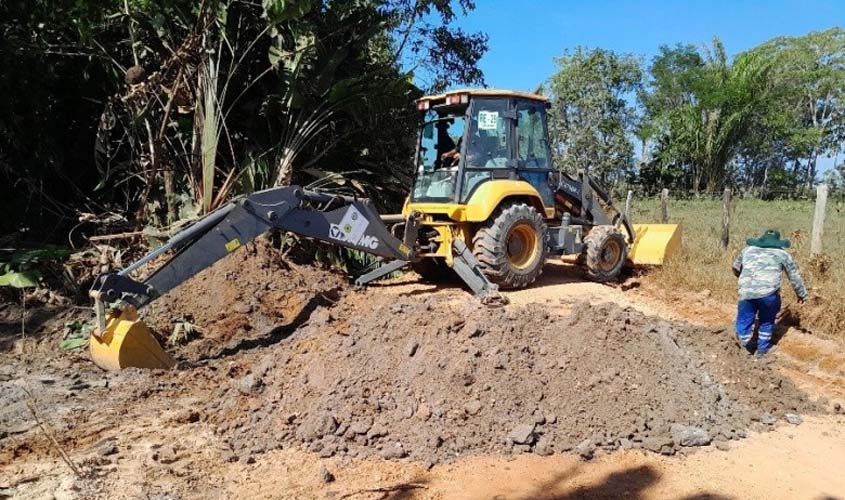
[88,89,680,371]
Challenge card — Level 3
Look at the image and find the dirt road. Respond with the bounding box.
[2,257,844,500]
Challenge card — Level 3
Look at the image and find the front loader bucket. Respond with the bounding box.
[90,306,176,371]
[628,224,682,266]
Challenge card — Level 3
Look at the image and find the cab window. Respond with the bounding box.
[465,99,509,169]
[517,104,549,168]
[412,113,465,202]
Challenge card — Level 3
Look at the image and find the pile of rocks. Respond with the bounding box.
[193,295,817,464]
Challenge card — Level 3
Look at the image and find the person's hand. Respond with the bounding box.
[797,296,806,305]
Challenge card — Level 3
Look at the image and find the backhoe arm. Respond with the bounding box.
[90,186,414,311]
[87,185,502,371]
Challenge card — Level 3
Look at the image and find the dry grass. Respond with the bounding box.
[632,196,845,336]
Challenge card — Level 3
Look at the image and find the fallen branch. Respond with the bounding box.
[24,390,82,478]
[88,231,145,242]
[7,473,40,488]
[339,483,428,499]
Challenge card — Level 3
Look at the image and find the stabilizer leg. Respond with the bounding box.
[450,239,507,305]
[354,260,409,286]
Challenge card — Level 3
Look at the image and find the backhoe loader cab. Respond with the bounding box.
[412,90,553,210]
[404,89,680,288]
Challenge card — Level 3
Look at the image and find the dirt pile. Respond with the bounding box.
[192,292,817,464]
[143,240,344,362]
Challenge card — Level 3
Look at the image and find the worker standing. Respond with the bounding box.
[732,230,808,357]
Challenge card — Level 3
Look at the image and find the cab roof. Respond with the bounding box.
[418,88,548,103]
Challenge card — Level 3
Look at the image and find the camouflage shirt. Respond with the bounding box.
[732,246,808,301]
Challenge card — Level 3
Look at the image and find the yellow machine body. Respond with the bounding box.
[403,179,553,222]
[90,306,176,371]
[403,179,680,265]
[628,224,682,265]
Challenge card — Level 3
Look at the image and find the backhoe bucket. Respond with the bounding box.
[628,224,682,266]
[90,306,176,371]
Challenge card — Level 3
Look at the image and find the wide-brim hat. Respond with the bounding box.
[747,229,790,249]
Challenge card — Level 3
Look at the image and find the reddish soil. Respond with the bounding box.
[142,240,344,361]
[1,252,843,500]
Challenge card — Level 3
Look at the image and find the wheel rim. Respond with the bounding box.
[506,224,539,270]
[598,239,622,272]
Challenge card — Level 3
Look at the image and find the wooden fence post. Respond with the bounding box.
[625,190,633,221]
[660,188,669,223]
[721,187,731,249]
[811,183,828,257]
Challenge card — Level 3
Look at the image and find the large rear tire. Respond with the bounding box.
[584,225,628,282]
[472,203,547,289]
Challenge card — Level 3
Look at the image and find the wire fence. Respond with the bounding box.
[615,183,838,257]
[610,186,845,202]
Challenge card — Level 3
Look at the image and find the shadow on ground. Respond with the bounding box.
[505,465,731,500]
[365,260,598,299]
[0,303,69,352]
[365,465,732,500]
[200,286,343,361]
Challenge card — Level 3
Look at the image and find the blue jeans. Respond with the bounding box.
[736,291,781,353]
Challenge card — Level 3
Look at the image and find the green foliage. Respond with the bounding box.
[0,246,71,288]
[263,0,314,24]
[0,0,121,233]
[546,47,642,185]
[60,337,90,350]
[1,0,487,236]
[60,319,95,350]
[639,38,774,192]
[0,271,39,289]
[742,28,845,190]
[639,29,845,194]
[6,1,840,239]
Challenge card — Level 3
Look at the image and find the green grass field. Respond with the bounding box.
[632,196,845,335]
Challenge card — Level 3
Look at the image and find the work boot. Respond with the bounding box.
[754,345,777,359]
[734,336,752,354]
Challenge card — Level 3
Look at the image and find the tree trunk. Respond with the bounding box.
[163,168,177,223]
[811,184,828,256]
[805,153,818,191]
[791,159,802,194]
[692,164,701,194]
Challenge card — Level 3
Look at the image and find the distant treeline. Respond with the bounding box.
[546,29,845,197]
[609,187,845,203]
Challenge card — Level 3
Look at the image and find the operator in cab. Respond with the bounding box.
[732,229,808,358]
[439,135,462,167]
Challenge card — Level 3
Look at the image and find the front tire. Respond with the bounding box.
[472,203,547,289]
[584,225,628,282]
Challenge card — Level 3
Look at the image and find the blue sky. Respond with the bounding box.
[433,0,843,173]
[452,0,843,93]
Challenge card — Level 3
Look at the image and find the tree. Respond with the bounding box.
[383,0,488,92]
[822,167,844,193]
[546,47,642,186]
[744,28,845,191]
[0,0,121,236]
[0,0,488,236]
[639,39,772,193]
